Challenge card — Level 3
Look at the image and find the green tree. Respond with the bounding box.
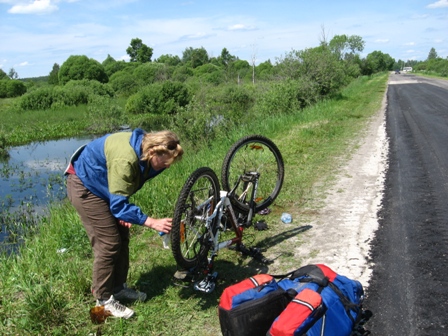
[126,38,153,63]
[362,51,395,74]
[8,68,18,79]
[276,45,347,96]
[231,59,251,83]
[156,54,181,66]
[218,48,237,67]
[329,34,348,60]
[102,54,116,67]
[59,55,108,85]
[102,55,129,77]
[347,35,365,54]
[48,63,60,85]
[427,47,438,60]
[255,60,273,80]
[0,68,7,80]
[182,47,209,68]
[329,34,364,60]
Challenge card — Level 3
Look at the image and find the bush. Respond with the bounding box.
[109,71,143,97]
[221,85,253,111]
[125,81,190,115]
[255,79,321,116]
[64,79,114,98]
[0,79,27,98]
[205,85,255,121]
[170,96,217,148]
[133,63,169,85]
[256,80,300,116]
[87,95,124,132]
[172,65,194,82]
[51,85,89,107]
[59,55,108,85]
[18,80,114,110]
[193,64,225,85]
[0,134,9,158]
[19,87,54,110]
[0,80,7,98]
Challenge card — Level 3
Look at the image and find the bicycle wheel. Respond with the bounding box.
[171,167,220,270]
[221,135,284,214]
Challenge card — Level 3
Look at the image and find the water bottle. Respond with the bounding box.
[159,232,170,249]
[281,213,292,224]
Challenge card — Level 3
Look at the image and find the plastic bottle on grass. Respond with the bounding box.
[159,232,170,249]
[281,213,292,224]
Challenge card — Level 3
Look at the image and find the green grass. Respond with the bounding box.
[0,73,388,335]
[412,71,448,80]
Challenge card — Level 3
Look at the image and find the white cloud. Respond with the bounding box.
[427,0,448,8]
[7,0,58,14]
[119,54,130,61]
[178,32,215,41]
[19,61,29,66]
[404,42,415,46]
[228,24,257,31]
[406,49,415,53]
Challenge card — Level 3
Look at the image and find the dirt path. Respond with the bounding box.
[272,92,388,287]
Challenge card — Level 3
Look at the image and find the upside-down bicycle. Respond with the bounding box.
[170,135,285,292]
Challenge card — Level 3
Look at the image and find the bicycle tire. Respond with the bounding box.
[221,135,284,214]
[171,167,220,270]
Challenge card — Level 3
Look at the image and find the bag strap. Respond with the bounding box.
[271,265,363,321]
[271,264,325,280]
[270,264,372,334]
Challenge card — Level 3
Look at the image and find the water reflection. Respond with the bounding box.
[0,136,97,250]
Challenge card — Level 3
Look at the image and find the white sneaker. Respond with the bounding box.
[97,295,134,319]
[114,283,147,302]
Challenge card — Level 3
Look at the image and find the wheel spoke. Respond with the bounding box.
[222,135,284,213]
[171,167,220,269]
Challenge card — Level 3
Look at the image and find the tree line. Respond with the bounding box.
[1,37,447,102]
[1,35,446,138]
[0,35,382,98]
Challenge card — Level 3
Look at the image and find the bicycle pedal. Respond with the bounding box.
[193,272,218,293]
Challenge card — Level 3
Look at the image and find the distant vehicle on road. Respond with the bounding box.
[395,70,400,74]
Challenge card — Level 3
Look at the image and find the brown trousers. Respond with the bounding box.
[66,174,129,300]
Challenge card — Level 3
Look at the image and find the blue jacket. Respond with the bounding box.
[70,128,165,225]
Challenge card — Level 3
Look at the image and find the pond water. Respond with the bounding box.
[0,136,97,252]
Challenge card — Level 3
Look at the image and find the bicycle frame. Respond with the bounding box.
[192,172,261,292]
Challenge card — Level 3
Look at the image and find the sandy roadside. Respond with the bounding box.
[281,92,389,288]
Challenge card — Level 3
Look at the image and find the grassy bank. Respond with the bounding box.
[0,73,388,335]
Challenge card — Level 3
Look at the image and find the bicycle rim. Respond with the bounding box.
[171,167,220,270]
[221,135,284,213]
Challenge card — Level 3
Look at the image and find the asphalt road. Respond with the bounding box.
[364,74,448,336]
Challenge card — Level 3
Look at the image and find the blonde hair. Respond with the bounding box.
[141,130,183,164]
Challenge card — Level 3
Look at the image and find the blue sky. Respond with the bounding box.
[0,0,447,78]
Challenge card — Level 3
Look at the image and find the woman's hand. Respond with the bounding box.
[144,217,172,233]
[118,220,132,228]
